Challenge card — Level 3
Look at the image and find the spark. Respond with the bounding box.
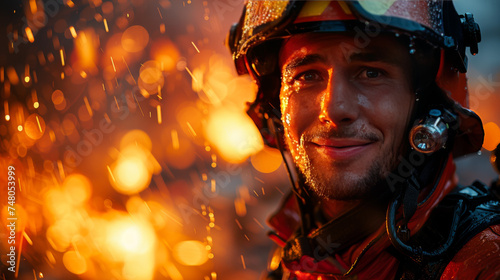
[27,157,35,177]
[253,217,265,229]
[191,41,200,53]
[241,255,246,269]
[110,57,116,72]
[0,67,3,82]
[84,96,93,117]
[275,186,285,195]
[104,113,111,124]
[262,187,265,195]
[186,122,197,137]
[113,96,120,110]
[17,176,23,192]
[69,26,77,38]
[107,165,116,183]
[254,177,264,184]
[235,219,243,230]
[60,49,65,66]
[211,179,216,193]
[23,231,33,245]
[25,27,34,43]
[49,130,56,142]
[211,272,217,280]
[66,0,75,7]
[57,160,65,180]
[37,51,46,65]
[17,125,23,131]
[4,101,10,121]
[160,24,165,34]
[157,85,162,99]
[122,57,136,84]
[157,105,162,124]
[253,190,259,197]
[132,93,145,116]
[36,116,42,132]
[171,129,179,150]
[184,66,198,83]
[29,0,37,13]
[15,230,24,278]
[103,19,109,32]
[160,210,183,226]
[157,7,163,18]
[203,88,222,105]
[244,234,249,241]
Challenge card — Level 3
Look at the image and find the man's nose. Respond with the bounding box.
[319,73,359,125]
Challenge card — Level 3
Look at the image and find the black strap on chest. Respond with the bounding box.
[281,196,387,264]
[394,180,500,279]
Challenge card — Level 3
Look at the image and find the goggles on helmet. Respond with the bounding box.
[229,0,479,76]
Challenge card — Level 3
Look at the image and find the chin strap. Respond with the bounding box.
[267,116,316,236]
[385,155,464,262]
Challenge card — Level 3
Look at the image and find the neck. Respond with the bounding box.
[319,199,361,221]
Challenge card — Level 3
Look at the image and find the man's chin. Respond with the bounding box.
[302,165,386,200]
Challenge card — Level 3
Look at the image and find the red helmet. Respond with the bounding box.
[228,0,483,157]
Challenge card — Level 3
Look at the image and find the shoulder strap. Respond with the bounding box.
[395,181,500,279]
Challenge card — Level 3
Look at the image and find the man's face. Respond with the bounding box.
[279,33,414,200]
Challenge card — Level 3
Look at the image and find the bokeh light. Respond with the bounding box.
[205,108,263,163]
[121,25,150,53]
[111,148,152,195]
[251,146,283,174]
[173,240,209,266]
[483,122,500,151]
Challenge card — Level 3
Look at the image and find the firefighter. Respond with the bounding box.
[228,1,500,279]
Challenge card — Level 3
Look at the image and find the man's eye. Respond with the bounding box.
[295,70,322,82]
[361,68,382,79]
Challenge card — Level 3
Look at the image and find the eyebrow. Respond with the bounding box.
[283,50,400,74]
[283,54,324,74]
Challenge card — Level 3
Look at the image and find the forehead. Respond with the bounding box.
[279,32,410,67]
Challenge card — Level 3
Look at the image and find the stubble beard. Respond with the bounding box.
[289,135,397,201]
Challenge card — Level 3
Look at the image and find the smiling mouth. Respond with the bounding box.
[310,139,375,160]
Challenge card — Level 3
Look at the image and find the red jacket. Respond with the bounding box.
[267,157,500,279]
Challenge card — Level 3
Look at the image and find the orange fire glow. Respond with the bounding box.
[205,108,263,163]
